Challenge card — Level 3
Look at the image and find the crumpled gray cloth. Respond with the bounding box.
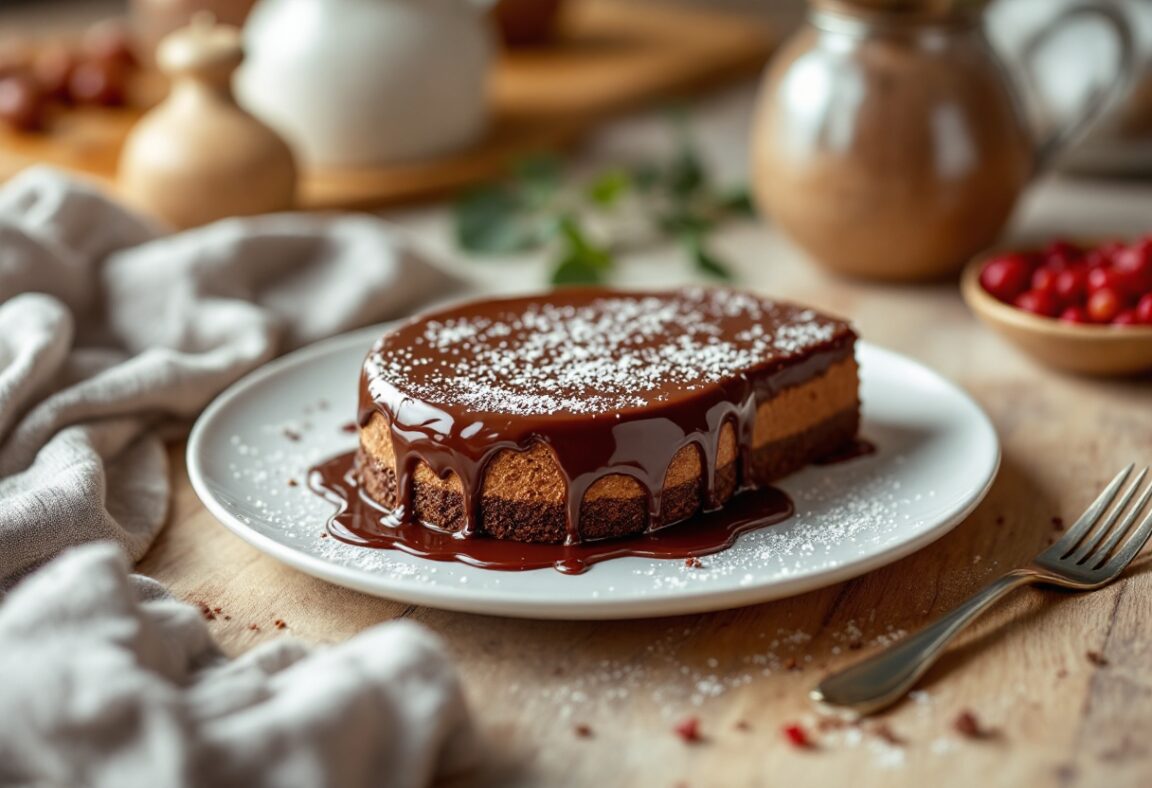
[0,167,478,786]
[0,166,457,586]
[0,544,478,788]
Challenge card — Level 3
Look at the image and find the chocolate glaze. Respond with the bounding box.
[358,288,857,544]
[310,451,795,574]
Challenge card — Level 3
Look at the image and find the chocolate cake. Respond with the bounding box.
[356,287,859,545]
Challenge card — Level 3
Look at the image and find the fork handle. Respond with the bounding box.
[811,569,1036,715]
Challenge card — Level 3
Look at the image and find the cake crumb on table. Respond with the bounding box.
[781,722,812,749]
[953,710,993,739]
[869,721,904,746]
[673,716,703,743]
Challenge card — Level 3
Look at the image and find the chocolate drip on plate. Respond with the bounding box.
[310,451,795,574]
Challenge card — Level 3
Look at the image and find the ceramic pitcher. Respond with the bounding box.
[751,0,1135,281]
[237,0,495,168]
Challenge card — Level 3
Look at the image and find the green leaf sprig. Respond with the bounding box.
[453,124,754,285]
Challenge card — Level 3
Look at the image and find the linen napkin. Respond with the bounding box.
[0,167,478,786]
[0,544,478,788]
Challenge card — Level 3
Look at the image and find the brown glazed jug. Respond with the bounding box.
[751,0,1134,281]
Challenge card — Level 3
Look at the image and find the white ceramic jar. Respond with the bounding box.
[236,0,495,167]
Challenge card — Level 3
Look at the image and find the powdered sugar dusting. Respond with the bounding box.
[365,288,849,415]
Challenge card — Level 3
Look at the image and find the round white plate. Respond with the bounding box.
[188,327,999,620]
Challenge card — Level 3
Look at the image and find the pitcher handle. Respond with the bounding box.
[1019,2,1135,172]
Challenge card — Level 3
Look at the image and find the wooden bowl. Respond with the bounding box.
[961,257,1152,376]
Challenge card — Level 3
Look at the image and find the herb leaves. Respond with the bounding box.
[453,128,753,285]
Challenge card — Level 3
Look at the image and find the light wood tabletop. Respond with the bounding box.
[130,83,1152,787]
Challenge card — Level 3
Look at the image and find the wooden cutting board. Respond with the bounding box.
[0,0,774,212]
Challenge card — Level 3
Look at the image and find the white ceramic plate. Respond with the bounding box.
[187,327,999,620]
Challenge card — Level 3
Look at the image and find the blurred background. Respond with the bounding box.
[2,0,1151,293]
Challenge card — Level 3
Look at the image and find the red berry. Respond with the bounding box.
[1136,294,1152,324]
[782,723,812,748]
[980,255,1032,302]
[1053,268,1087,304]
[1059,306,1090,324]
[1087,267,1119,294]
[1045,239,1082,260]
[1030,266,1060,295]
[1014,289,1059,317]
[1112,245,1152,297]
[1093,241,1126,269]
[1084,249,1111,269]
[1112,244,1146,273]
[1112,310,1140,326]
[1087,287,1123,323]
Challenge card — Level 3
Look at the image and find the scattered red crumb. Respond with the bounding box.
[1086,650,1109,667]
[735,720,751,732]
[274,619,287,630]
[223,615,232,621]
[288,479,299,487]
[684,557,703,569]
[574,723,593,738]
[212,607,223,615]
[194,601,215,621]
[673,716,702,743]
[283,428,301,442]
[953,710,987,739]
[783,656,800,671]
[781,723,812,748]
[340,421,358,434]
[1051,516,1064,530]
[248,624,261,632]
[870,721,904,746]
[320,532,330,539]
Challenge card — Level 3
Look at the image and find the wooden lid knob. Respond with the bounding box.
[156,12,243,83]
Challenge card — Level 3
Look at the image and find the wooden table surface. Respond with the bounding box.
[131,83,1152,788]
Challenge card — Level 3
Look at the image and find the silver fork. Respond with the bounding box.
[811,464,1152,715]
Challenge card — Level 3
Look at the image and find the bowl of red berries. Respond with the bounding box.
[962,238,1152,375]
